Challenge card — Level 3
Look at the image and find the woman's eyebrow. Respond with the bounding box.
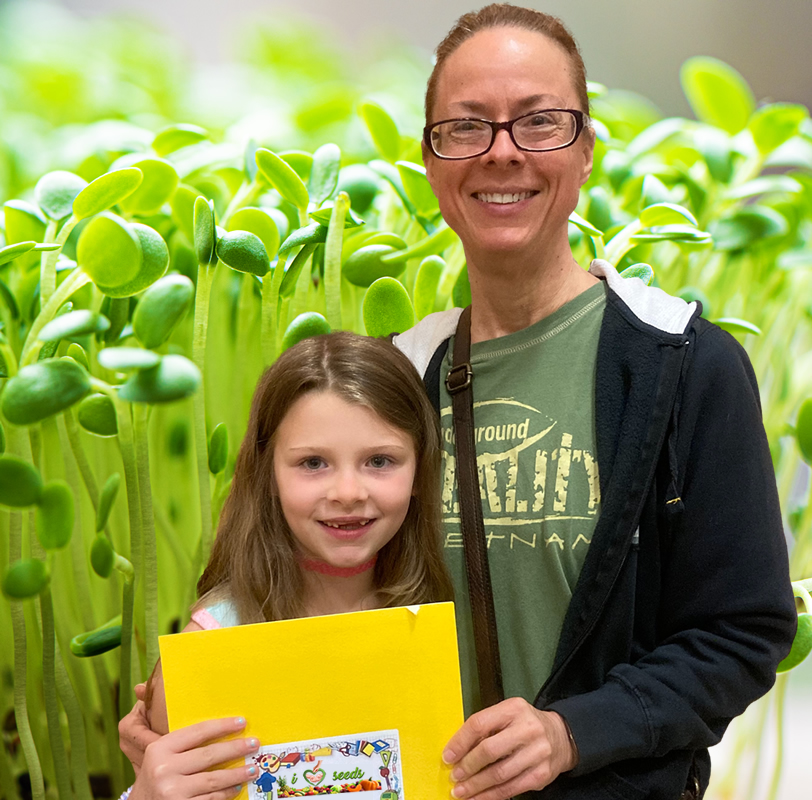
[448,94,567,116]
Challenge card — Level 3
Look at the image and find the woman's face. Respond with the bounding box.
[424,27,594,263]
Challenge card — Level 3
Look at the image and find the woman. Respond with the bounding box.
[391,4,796,800]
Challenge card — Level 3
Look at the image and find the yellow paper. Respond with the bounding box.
[160,602,464,800]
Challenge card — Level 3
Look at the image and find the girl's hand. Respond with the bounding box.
[130,716,260,800]
[442,698,577,800]
[119,683,159,774]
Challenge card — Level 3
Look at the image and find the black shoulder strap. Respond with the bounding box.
[447,306,504,708]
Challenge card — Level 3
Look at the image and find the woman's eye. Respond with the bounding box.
[368,455,392,469]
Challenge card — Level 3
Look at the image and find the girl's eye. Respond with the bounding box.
[301,457,326,470]
[368,455,392,469]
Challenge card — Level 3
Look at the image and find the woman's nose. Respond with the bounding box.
[486,128,524,165]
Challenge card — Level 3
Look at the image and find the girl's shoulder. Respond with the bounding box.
[190,597,241,629]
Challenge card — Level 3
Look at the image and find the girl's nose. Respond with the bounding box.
[327,468,368,504]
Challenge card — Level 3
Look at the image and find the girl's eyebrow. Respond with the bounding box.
[283,443,412,453]
[450,94,566,116]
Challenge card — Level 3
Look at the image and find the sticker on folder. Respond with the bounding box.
[247,729,403,800]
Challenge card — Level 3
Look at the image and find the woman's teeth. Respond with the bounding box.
[475,191,535,204]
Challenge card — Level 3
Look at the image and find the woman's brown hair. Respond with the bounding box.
[425,3,590,121]
[196,331,453,623]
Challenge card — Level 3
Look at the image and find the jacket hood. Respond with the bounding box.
[393,260,698,368]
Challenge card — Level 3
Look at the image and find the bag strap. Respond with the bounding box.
[446,305,505,708]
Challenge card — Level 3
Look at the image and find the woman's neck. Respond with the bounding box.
[300,562,380,617]
[466,244,598,344]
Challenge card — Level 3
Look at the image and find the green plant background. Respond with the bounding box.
[1,3,811,799]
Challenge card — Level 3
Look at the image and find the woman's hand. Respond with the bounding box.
[443,698,577,800]
[130,716,260,800]
[119,683,160,774]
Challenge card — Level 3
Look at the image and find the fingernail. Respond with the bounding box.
[451,786,464,799]
[247,766,257,776]
[235,717,246,727]
[247,738,259,750]
[451,768,464,782]
[442,748,456,764]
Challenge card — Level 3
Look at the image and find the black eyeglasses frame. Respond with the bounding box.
[423,108,589,161]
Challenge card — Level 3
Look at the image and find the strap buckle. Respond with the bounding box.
[446,363,473,394]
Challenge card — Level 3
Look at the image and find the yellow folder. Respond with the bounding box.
[160,602,464,800]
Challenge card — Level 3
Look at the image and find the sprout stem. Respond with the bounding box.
[134,403,159,670]
[766,673,788,800]
[324,193,349,330]
[261,253,288,366]
[192,262,216,566]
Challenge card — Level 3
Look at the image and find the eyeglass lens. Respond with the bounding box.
[430,110,577,158]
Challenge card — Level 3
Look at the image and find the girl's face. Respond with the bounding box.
[273,391,417,570]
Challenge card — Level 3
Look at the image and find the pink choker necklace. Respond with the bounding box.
[299,555,378,577]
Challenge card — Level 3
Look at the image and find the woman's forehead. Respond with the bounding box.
[433,27,578,113]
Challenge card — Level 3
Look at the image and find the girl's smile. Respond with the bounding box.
[273,391,417,571]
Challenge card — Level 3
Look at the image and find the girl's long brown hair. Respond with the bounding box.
[196,332,453,623]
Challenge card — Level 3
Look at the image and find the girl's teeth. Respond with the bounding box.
[324,520,369,529]
[477,192,534,204]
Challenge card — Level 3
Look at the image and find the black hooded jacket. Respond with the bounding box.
[393,260,796,799]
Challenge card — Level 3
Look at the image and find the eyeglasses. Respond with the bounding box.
[423,109,588,160]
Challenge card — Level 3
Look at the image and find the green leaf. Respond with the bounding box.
[69,615,122,657]
[280,150,314,182]
[568,211,604,237]
[39,310,110,343]
[414,255,445,320]
[308,205,364,228]
[216,231,269,277]
[194,197,218,268]
[280,243,317,298]
[2,559,49,600]
[78,393,118,438]
[680,56,755,135]
[115,156,180,216]
[453,264,472,308]
[639,203,698,228]
[0,277,20,319]
[77,212,142,290]
[170,183,199,243]
[337,164,381,214]
[152,124,209,157]
[359,101,401,162]
[749,103,809,156]
[723,175,802,201]
[72,168,144,221]
[713,317,762,336]
[118,354,201,404]
[343,244,405,287]
[619,263,655,286]
[710,206,788,251]
[34,171,88,220]
[3,200,46,247]
[255,148,309,211]
[280,312,331,352]
[0,241,58,268]
[36,480,74,550]
[227,208,281,261]
[0,455,43,507]
[96,473,120,532]
[90,537,115,578]
[380,225,458,266]
[103,223,170,298]
[208,422,228,474]
[1,360,91,425]
[0,422,4,455]
[278,222,328,255]
[308,143,342,207]
[776,613,812,672]
[796,398,812,464]
[396,161,438,215]
[98,347,161,371]
[66,343,90,371]
[363,278,415,337]
[133,274,195,349]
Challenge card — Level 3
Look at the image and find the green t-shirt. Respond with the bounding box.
[440,282,606,714]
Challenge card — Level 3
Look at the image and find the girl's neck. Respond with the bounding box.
[300,557,380,617]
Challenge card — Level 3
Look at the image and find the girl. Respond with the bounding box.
[125,331,453,800]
